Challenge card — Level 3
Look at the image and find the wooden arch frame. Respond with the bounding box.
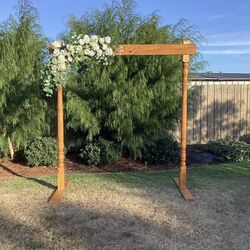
[49,40,196,204]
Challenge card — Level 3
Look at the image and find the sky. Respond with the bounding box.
[0,0,250,73]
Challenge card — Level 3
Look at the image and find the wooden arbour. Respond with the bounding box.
[49,40,196,204]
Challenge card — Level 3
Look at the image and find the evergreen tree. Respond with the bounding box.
[64,0,205,158]
[0,0,49,158]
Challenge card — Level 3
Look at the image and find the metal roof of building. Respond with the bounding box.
[192,73,250,81]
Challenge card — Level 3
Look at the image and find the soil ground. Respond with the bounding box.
[0,145,218,179]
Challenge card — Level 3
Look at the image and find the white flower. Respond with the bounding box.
[105,47,113,56]
[58,54,66,63]
[90,42,100,51]
[90,35,98,42]
[102,44,108,50]
[96,49,103,57]
[68,56,73,62]
[105,36,111,44]
[52,40,62,48]
[76,45,83,53]
[99,37,105,44]
[79,39,85,45]
[66,44,74,52]
[58,63,67,72]
[83,35,90,44]
[84,49,95,57]
[53,48,60,56]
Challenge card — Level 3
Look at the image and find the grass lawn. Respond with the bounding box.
[0,163,249,250]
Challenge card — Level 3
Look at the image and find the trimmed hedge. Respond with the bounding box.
[24,137,58,167]
[79,138,121,166]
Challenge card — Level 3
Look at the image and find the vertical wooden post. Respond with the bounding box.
[57,84,65,191]
[49,84,68,204]
[174,40,194,201]
[179,40,189,189]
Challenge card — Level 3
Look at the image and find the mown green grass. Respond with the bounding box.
[0,162,249,192]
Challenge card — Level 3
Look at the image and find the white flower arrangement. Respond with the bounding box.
[43,34,113,96]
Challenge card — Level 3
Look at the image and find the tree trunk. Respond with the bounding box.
[7,136,14,160]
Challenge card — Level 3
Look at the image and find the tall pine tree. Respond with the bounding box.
[0,0,50,158]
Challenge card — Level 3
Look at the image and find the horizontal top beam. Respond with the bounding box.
[114,44,196,56]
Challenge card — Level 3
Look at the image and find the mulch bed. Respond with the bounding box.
[0,145,219,179]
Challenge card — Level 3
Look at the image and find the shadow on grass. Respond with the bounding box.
[0,163,250,249]
[0,212,47,249]
[0,163,56,190]
[0,200,179,249]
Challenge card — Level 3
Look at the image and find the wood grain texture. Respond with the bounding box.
[214,83,222,139]
[200,83,208,143]
[179,40,190,190]
[49,180,69,204]
[57,85,65,192]
[173,177,194,202]
[115,44,196,56]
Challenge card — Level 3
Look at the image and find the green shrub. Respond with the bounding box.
[208,139,250,162]
[24,137,58,167]
[142,136,180,164]
[79,143,101,166]
[97,138,121,165]
[79,138,121,166]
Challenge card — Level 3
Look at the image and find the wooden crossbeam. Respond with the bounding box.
[115,44,196,56]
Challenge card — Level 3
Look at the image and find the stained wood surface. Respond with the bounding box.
[179,39,190,190]
[115,44,196,56]
[57,85,65,192]
[173,177,194,202]
[49,180,69,204]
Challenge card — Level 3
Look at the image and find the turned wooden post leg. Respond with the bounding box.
[179,48,189,190]
[49,84,68,204]
[57,84,65,191]
[174,40,194,201]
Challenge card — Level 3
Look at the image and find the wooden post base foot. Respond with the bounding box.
[49,180,69,204]
[173,177,194,202]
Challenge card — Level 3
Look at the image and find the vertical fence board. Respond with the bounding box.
[200,82,208,143]
[227,82,235,139]
[207,83,215,140]
[247,84,250,135]
[187,84,195,143]
[233,82,240,138]
[193,84,202,143]
[240,83,247,138]
[220,82,228,139]
[214,83,222,139]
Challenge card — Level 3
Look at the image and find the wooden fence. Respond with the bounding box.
[174,80,250,144]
